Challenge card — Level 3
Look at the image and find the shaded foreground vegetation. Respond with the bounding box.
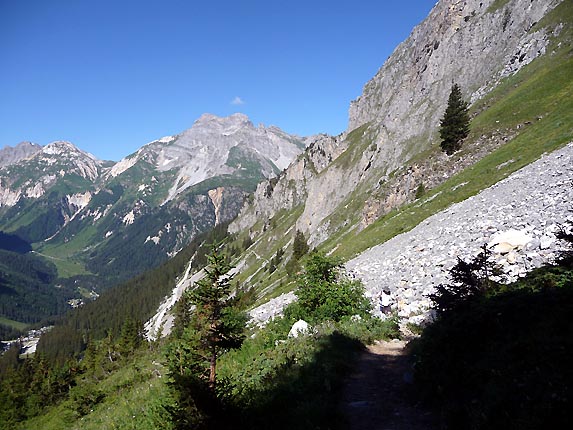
[412,227,573,429]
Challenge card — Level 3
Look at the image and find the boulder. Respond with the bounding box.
[288,319,310,338]
[489,229,534,251]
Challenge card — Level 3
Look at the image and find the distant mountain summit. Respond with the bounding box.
[0,114,306,314]
[0,141,42,168]
[107,113,304,204]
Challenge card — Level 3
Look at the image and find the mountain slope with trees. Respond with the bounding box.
[0,115,305,329]
[1,0,572,428]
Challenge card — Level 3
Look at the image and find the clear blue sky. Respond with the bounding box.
[0,0,436,161]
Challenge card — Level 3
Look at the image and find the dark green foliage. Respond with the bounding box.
[429,244,503,315]
[166,245,247,429]
[36,223,231,359]
[286,253,371,323]
[414,183,426,199]
[285,230,309,277]
[217,315,398,430]
[439,83,470,155]
[292,229,309,261]
[67,382,105,417]
[413,265,573,430]
[0,249,71,326]
[0,232,31,253]
[0,316,146,427]
[0,349,80,428]
[267,247,284,273]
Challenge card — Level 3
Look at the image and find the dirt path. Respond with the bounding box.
[339,339,438,430]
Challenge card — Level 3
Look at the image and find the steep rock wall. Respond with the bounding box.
[231,0,562,243]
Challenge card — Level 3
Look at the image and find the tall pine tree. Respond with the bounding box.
[439,83,470,155]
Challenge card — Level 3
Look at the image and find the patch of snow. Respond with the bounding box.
[145,232,162,245]
[155,135,175,144]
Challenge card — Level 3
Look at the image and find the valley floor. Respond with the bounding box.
[340,340,437,430]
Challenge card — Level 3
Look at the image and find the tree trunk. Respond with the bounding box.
[209,347,217,391]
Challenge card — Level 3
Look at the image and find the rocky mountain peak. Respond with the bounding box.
[42,140,97,160]
[192,112,253,134]
[0,141,42,167]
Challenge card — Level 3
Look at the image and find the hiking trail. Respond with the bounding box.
[340,339,438,430]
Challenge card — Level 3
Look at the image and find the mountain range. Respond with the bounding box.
[1,0,571,339]
[1,0,572,427]
[0,114,305,326]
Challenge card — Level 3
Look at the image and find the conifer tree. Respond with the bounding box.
[292,229,309,260]
[439,83,470,155]
[171,245,246,391]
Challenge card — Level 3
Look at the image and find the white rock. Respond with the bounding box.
[288,319,310,338]
[489,229,533,250]
[540,235,555,249]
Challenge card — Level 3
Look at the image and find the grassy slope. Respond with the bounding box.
[0,316,28,331]
[19,348,173,430]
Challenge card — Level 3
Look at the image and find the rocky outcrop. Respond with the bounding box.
[346,143,573,323]
[231,0,563,246]
[230,133,347,235]
[349,0,560,132]
[208,187,225,225]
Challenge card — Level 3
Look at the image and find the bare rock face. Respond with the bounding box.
[230,133,348,235]
[348,0,558,134]
[232,0,563,245]
[0,142,42,167]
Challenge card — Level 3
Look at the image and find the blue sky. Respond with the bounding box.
[0,0,436,161]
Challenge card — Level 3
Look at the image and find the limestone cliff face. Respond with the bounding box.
[229,133,348,235]
[231,0,563,243]
[348,0,558,133]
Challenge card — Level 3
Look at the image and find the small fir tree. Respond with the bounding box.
[169,245,246,391]
[430,244,503,315]
[439,83,470,155]
[292,229,309,261]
